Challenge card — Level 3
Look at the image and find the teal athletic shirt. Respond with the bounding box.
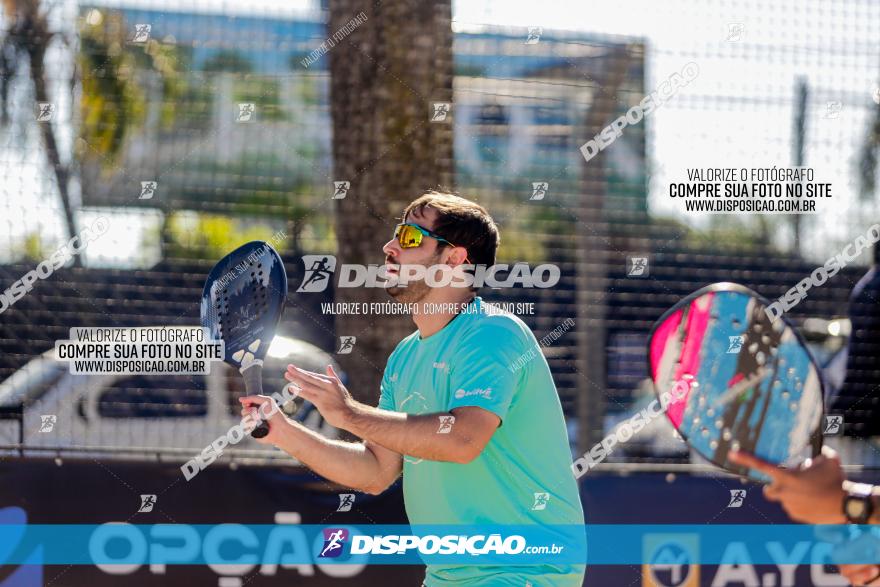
[378,297,586,586]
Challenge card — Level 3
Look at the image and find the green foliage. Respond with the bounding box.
[76,10,187,168]
[287,52,312,71]
[175,78,214,129]
[649,214,782,254]
[143,39,187,129]
[454,63,487,77]
[233,78,287,121]
[203,50,254,73]
[295,76,321,106]
[77,11,146,166]
[163,213,288,260]
[174,153,315,218]
[20,232,45,262]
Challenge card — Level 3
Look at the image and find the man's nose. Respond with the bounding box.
[382,239,401,257]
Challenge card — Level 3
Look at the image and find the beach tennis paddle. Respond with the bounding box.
[200,241,287,438]
[648,282,824,482]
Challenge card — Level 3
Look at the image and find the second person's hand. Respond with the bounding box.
[729,447,847,524]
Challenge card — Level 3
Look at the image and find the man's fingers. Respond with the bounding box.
[281,365,339,409]
[287,364,331,380]
[803,455,824,469]
[283,371,322,395]
[293,384,319,401]
[240,409,260,423]
[763,482,783,502]
[729,450,789,481]
[239,395,269,407]
[286,365,333,387]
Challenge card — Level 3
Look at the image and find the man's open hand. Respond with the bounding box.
[285,364,356,430]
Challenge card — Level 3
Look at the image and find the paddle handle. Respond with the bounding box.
[240,360,270,438]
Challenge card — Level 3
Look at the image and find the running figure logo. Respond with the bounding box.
[39,415,56,432]
[332,181,350,200]
[726,23,744,42]
[237,103,255,122]
[431,102,451,122]
[133,24,151,43]
[727,335,744,354]
[297,255,337,292]
[437,415,455,434]
[627,256,649,277]
[319,528,349,558]
[138,494,157,513]
[532,492,550,511]
[530,182,549,200]
[36,103,55,122]
[525,27,542,44]
[337,336,356,354]
[337,494,355,512]
[139,181,157,200]
[824,415,844,435]
[823,101,842,119]
[727,489,746,508]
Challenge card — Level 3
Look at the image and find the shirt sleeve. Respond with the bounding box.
[378,366,396,411]
[446,322,526,422]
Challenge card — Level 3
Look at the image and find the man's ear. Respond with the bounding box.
[445,246,469,266]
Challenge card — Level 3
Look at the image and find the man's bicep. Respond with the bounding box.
[450,406,501,448]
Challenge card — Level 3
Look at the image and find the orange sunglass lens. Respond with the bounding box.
[396,225,422,248]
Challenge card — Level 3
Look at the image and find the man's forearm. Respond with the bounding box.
[273,420,393,494]
[345,402,479,463]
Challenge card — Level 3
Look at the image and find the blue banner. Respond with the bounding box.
[1,523,878,565]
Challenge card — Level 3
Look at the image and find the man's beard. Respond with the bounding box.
[385,278,432,303]
[385,254,441,304]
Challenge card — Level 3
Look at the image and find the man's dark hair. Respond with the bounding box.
[402,190,500,271]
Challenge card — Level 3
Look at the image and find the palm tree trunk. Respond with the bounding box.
[14,0,80,263]
[29,55,79,263]
[327,0,453,403]
[575,46,634,454]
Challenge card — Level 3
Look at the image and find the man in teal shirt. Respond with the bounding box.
[242,191,585,585]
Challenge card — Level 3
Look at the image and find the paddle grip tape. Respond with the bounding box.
[240,360,270,438]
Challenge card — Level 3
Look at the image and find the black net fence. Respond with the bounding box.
[1,0,879,469]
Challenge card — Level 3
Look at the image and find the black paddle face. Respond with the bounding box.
[648,283,824,482]
[200,241,287,439]
[200,241,287,368]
